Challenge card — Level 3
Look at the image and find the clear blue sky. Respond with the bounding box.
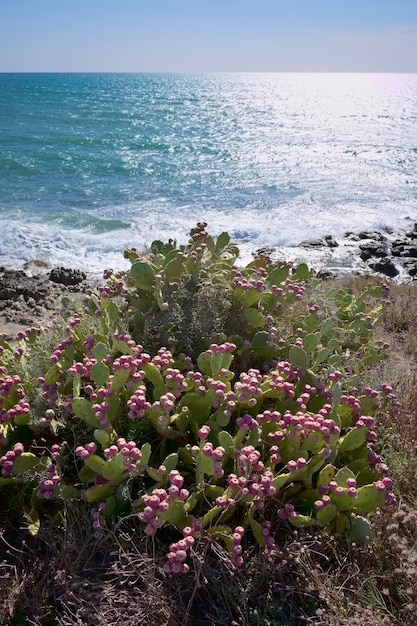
[1,0,417,72]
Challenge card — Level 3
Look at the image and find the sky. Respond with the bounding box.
[1,0,417,73]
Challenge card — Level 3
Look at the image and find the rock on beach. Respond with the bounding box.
[259,221,417,281]
[0,265,95,339]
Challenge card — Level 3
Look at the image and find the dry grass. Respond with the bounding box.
[0,504,180,626]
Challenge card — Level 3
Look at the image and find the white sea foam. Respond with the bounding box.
[0,200,412,273]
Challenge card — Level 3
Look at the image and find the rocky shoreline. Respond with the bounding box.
[298,222,417,279]
[0,265,97,338]
[259,221,417,282]
[1,224,417,338]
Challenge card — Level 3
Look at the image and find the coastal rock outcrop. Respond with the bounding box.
[0,266,92,335]
[49,267,87,286]
[359,241,388,261]
[369,258,399,278]
[295,224,417,280]
[300,235,338,249]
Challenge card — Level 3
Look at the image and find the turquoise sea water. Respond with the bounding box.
[1,73,417,271]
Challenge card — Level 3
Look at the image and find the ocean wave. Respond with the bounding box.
[1,73,417,271]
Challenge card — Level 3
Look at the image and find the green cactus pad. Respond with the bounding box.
[139,443,152,467]
[251,331,269,349]
[334,467,356,485]
[215,231,231,250]
[210,352,223,375]
[249,518,265,547]
[218,430,234,452]
[146,467,163,481]
[272,472,291,490]
[12,452,38,474]
[178,392,211,423]
[101,460,126,482]
[290,513,316,527]
[111,368,132,392]
[130,261,156,291]
[142,363,164,388]
[354,484,386,513]
[55,485,81,500]
[243,307,265,327]
[162,499,186,525]
[289,345,310,371]
[316,502,338,525]
[338,427,368,453]
[84,483,113,503]
[164,257,186,282]
[260,292,277,311]
[72,398,97,426]
[320,317,333,336]
[92,342,109,362]
[85,454,106,475]
[151,239,176,255]
[330,491,355,512]
[315,347,331,365]
[94,429,110,447]
[292,263,312,280]
[44,364,60,386]
[162,453,178,474]
[350,515,372,544]
[27,508,40,536]
[13,413,31,426]
[267,265,289,285]
[317,464,336,486]
[303,332,321,354]
[91,362,110,387]
[197,453,215,476]
[196,352,212,375]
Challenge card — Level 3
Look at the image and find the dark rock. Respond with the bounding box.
[23,259,49,271]
[359,242,388,261]
[299,239,326,249]
[399,246,417,258]
[369,259,399,278]
[391,239,408,256]
[324,235,339,248]
[391,242,417,258]
[0,288,18,300]
[253,247,276,258]
[316,270,335,280]
[49,267,86,286]
[357,231,387,242]
[345,232,360,241]
[402,259,417,276]
[299,235,338,249]
[17,315,36,326]
[392,238,408,247]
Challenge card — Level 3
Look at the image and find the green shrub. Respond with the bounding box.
[0,226,395,574]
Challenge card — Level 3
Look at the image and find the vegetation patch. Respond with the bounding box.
[1,224,415,625]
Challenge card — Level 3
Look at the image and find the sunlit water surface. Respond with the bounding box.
[1,73,416,271]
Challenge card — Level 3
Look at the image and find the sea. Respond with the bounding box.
[1,72,417,274]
